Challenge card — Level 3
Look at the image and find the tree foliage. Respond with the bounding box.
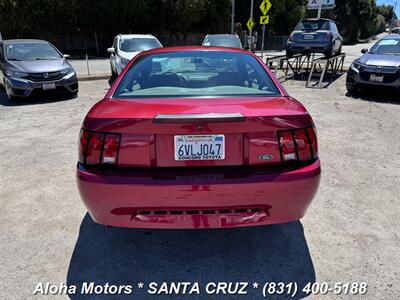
[0,0,397,48]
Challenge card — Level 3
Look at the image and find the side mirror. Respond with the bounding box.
[63,54,71,59]
[361,48,368,54]
[107,47,115,54]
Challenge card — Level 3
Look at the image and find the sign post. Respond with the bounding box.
[248,0,254,51]
[259,0,272,56]
[307,0,335,17]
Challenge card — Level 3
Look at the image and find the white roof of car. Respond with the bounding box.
[118,34,156,39]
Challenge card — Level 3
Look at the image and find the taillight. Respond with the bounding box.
[324,32,333,41]
[78,129,121,166]
[288,33,295,42]
[278,126,318,163]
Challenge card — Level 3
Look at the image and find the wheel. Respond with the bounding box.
[346,84,360,95]
[323,47,334,58]
[4,82,17,102]
[337,45,342,55]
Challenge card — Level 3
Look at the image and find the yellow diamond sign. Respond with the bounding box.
[247,17,255,31]
[260,0,272,15]
[260,15,270,25]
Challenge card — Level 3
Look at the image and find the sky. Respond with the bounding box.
[376,0,400,18]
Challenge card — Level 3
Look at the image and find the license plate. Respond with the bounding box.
[370,74,384,82]
[303,34,314,40]
[174,135,225,161]
[42,83,56,90]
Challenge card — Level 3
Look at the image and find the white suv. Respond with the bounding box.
[107,34,162,78]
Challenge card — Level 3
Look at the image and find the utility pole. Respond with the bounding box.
[317,5,322,18]
[231,0,235,34]
[249,0,254,51]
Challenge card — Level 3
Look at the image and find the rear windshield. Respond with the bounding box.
[113,51,280,98]
[119,38,161,52]
[5,43,62,61]
[369,38,400,55]
[202,36,242,49]
[295,20,330,31]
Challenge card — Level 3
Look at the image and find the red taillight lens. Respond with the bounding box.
[78,129,90,163]
[307,126,318,158]
[278,131,297,161]
[86,133,105,165]
[288,33,295,42]
[102,134,120,164]
[324,32,333,41]
[278,126,318,163]
[78,129,120,166]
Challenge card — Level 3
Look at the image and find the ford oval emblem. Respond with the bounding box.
[259,154,273,161]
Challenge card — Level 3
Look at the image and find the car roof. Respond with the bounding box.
[383,34,400,40]
[137,45,250,56]
[206,34,239,38]
[3,39,49,44]
[301,18,332,22]
[117,34,156,39]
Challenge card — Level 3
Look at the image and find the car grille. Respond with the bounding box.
[27,71,63,82]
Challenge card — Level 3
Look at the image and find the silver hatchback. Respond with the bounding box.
[0,39,78,101]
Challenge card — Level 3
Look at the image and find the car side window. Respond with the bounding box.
[330,22,338,33]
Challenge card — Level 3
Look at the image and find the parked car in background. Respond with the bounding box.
[390,27,400,35]
[107,34,162,78]
[202,34,243,49]
[0,39,78,101]
[346,35,400,94]
[77,46,321,229]
[286,18,343,58]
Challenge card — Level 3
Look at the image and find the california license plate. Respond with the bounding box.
[304,34,314,40]
[174,135,225,161]
[42,83,56,90]
[370,74,384,82]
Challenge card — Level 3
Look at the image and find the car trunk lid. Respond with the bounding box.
[83,96,313,167]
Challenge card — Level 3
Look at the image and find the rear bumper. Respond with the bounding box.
[286,41,331,53]
[77,160,321,229]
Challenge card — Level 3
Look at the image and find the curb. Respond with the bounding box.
[77,73,110,81]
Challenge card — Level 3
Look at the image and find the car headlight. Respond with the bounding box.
[60,66,74,75]
[350,61,363,73]
[6,70,29,78]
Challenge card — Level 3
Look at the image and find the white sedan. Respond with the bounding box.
[107,34,162,78]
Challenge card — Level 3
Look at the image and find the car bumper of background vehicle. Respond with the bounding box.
[5,72,79,97]
[286,41,331,53]
[346,69,400,89]
[77,159,321,229]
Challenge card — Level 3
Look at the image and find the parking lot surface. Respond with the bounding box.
[0,76,399,299]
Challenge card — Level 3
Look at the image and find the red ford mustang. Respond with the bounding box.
[77,46,320,229]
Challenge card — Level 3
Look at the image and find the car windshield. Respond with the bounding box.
[5,43,62,61]
[369,38,400,55]
[295,20,330,31]
[114,51,280,98]
[119,38,161,52]
[202,35,242,48]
